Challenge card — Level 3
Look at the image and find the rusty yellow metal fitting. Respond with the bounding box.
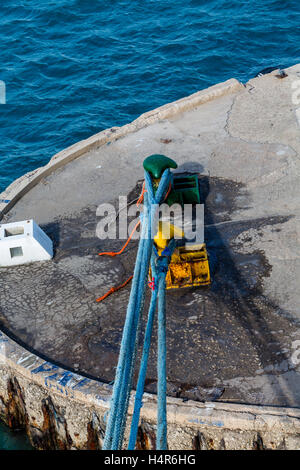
[154,221,184,255]
[151,222,211,289]
[165,243,211,289]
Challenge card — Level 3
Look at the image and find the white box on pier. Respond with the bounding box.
[0,219,53,267]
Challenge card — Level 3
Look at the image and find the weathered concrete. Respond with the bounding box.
[0,78,242,218]
[1,328,300,450]
[1,65,300,449]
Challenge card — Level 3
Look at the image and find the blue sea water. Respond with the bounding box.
[0,421,32,450]
[0,0,299,449]
[0,0,300,194]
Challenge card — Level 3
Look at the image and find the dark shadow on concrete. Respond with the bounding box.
[199,174,297,407]
[40,222,60,257]
[175,161,205,175]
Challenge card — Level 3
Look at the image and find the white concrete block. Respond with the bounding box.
[0,220,53,267]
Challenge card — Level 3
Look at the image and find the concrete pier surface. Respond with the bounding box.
[1,63,300,449]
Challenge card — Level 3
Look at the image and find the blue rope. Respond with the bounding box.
[102,168,172,450]
[114,201,152,449]
[102,204,148,450]
[156,239,176,450]
[128,253,158,450]
[128,240,176,450]
[116,171,172,448]
[157,259,168,450]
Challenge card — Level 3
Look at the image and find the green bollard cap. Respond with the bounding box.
[143,154,177,179]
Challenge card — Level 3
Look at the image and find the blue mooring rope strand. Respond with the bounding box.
[128,240,176,450]
[128,253,158,450]
[157,262,168,450]
[102,213,148,450]
[102,168,172,450]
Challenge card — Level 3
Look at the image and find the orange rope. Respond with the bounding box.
[96,275,133,303]
[137,180,170,206]
[96,179,172,302]
[164,182,172,201]
[98,182,146,257]
[136,181,146,207]
[98,220,141,257]
[98,180,171,258]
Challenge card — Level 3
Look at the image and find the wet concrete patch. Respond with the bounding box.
[0,175,297,406]
[199,176,249,225]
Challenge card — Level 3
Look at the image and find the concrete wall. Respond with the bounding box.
[1,329,300,450]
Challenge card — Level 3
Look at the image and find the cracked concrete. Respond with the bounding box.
[1,64,300,413]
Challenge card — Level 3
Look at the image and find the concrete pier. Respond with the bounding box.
[1,63,300,449]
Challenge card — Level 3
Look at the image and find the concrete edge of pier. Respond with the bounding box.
[1,305,300,449]
[0,77,242,219]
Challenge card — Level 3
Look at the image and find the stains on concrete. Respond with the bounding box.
[0,373,107,450]
[135,422,156,450]
[86,421,101,450]
[1,331,300,450]
[192,432,218,450]
[0,174,297,407]
[86,413,105,450]
[200,175,248,225]
[252,433,265,450]
[30,397,73,450]
[191,431,288,451]
[192,431,208,450]
[251,433,286,450]
[0,377,73,450]
[1,378,28,431]
[1,68,300,448]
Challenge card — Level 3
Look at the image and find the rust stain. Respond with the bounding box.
[207,438,215,450]
[30,397,73,450]
[86,421,101,450]
[84,412,105,450]
[5,378,28,431]
[192,432,216,450]
[252,433,265,450]
[0,376,106,450]
[135,423,156,450]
